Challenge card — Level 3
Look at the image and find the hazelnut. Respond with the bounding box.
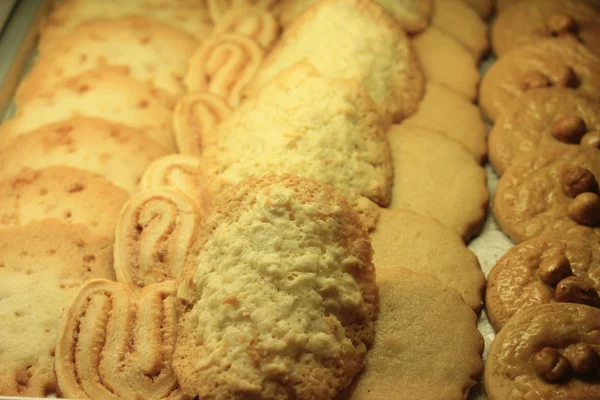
[555,276,600,308]
[562,167,598,198]
[567,192,600,227]
[565,343,599,376]
[552,65,579,88]
[547,13,578,37]
[581,131,600,149]
[538,254,572,286]
[522,71,551,91]
[551,115,588,143]
[532,347,572,382]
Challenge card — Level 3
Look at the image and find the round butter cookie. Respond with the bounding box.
[174,173,378,399]
[485,303,600,400]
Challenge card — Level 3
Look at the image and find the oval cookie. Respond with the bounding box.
[139,155,202,207]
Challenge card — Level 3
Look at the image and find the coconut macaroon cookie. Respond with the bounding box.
[485,303,600,400]
[173,174,378,399]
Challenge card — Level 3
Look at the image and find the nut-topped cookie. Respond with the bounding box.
[485,303,600,400]
[494,146,600,243]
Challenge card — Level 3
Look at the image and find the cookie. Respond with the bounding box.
[0,220,115,397]
[479,37,600,123]
[459,0,494,19]
[485,303,600,400]
[185,33,265,108]
[412,26,479,101]
[338,267,483,400]
[488,88,600,175]
[207,0,279,22]
[0,166,129,240]
[486,232,600,331]
[497,0,600,14]
[371,208,486,311]
[246,0,425,124]
[196,63,393,231]
[174,173,378,399]
[1,66,177,151]
[212,10,281,49]
[402,81,487,164]
[492,0,600,57]
[494,146,600,243]
[55,279,183,400]
[387,124,489,242]
[17,16,197,103]
[0,117,170,194]
[173,92,233,156]
[114,187,201,291]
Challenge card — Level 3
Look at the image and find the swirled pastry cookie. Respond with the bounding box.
[174,174,378,399]
[140,155,202,207]
[213,10,280,49]
[207,0,279,22]
[246,0,425,124]
[0,220,115,397]
[55,279,183,400]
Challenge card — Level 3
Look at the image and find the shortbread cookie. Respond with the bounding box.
[17,16,197,103]
[207,0,279,22]
[459,0,494,19]
[174,173,378,399]
[1,67,176,151]
[492,0,600,57]
[494,147,600,243]
[185,33,264,108]
[246,0,425,124]
[0,166,128,239]
[413,27,479,101]
[485,303,600,400]
[338,267,483,400]
[371,208,486,311]
[196,63,393,230]
[489,88,600,175]
[486,233,600,331]
[173,92,233,155]
[388,124,489,242]
[0,220,115,397]
[55,279,183,400]
[277,0,433,34]
[114,188,201,291]
[213,10,280,49]
[432,0,489,61]
[402,82,487,163]
[0,117,169,194]
[479,37,600,123]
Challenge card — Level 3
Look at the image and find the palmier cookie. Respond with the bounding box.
[485,303,600,400]
[489,88,600,175]
[185,33,264,108]
[213,10,280,50]
[494,146,600,243]
[492,0,600,57]
[339,267,483,400]
[486,232,600,331]
[55,279,183,400]
[173,174,378,399]
[0,220,115,397]
[479,37,600,123]
[173,92,232,156]
[0,166,129,239]
[207,0,279,23]
[114,187,200,291]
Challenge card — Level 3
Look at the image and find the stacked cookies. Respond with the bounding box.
[0,0,492,399]
[482,1,600,399]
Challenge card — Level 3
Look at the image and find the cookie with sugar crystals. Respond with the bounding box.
[246,0,425,124]
[174,173,378,399]
[0,220,115,397]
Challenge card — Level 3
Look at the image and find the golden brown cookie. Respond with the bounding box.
[497,0,600,14]
[0,220,115,397]
[485,303,600,400]
[489,88,600,175]
[0,117,170,194]
[387,124,489,242]
[55,279,183,400]
[207,0,279,22]
[0,166,129,239]
[173,173,378,399]
[246,0,425,124]
[459,0,494,19]
[371,208,486,311]
[494,146,600,243]
[486,232,600,331]
[479,37,600,123]
[114,188,201,291]
[338,267,483,400]
[212,10,281,49]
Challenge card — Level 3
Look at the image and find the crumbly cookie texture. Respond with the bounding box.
[174,174,378,399]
